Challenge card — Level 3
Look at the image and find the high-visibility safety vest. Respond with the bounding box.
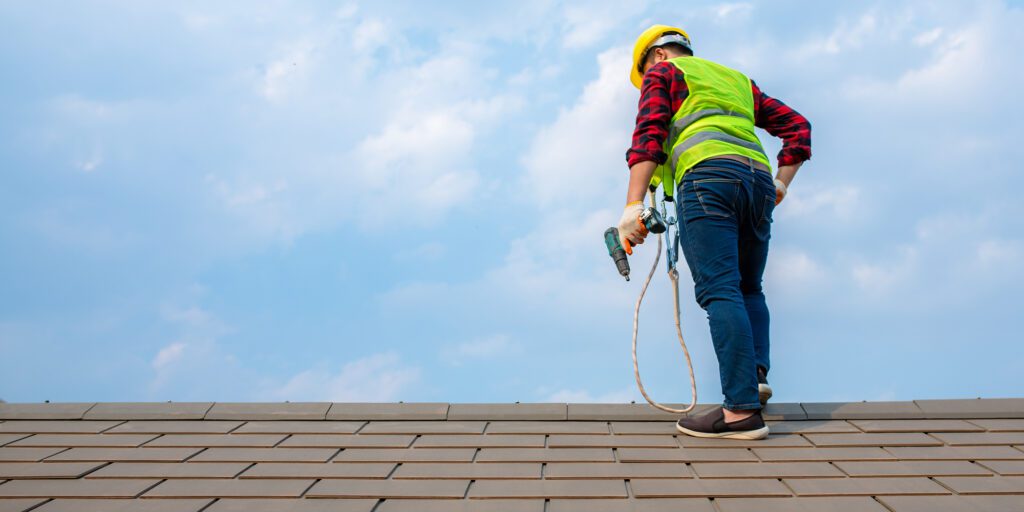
[648,56,771,197]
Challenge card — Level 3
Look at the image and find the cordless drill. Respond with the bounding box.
[604,206,668,281]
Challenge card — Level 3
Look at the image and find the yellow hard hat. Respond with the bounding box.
[630,25,692,89]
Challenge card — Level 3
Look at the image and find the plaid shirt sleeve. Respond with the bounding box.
[751,80,812,166]
[625,61,684,168]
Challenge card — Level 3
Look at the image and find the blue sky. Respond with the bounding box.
[1,1,1022,405]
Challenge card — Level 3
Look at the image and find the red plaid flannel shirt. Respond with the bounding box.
[626,61,812,168]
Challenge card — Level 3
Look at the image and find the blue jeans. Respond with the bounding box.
[674,157,775,411]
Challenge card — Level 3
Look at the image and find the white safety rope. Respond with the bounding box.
[631,194,698,414]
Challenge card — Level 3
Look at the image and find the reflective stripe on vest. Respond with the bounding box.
[669,108,749,140]
[671,130,768,169]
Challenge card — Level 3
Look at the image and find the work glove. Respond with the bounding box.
[773,178,788,206]
[618,201,647,254]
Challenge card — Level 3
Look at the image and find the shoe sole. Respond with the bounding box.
[759,383,773,405]
[676,423,770,440]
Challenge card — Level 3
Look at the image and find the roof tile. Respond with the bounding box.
[84,403,213,421]
[46,448,201,463]
[204,499,376,512]
[884,446,1024,460]
[144,434,286,448]
[609,422,679,435]
[0,498,48,512]
[975,460,1024,475]
[0,435,29,447]
[0,421,122,434]
[630,478,791,498]
[785,476,949,496]
[801,402,925,420]
[915,399,1024,419]
[762,403,808,421]
[0,447,66,462]
[566,404,716,421]
[11,434,158,448]
[106,421,242,434]
[231,421,363,434]
[32,499,212,512]
[205,403,330,421]
[306,478,469,499]
[803,433,942,447]
[359,421,485,435]
[691,461,844,479]
[833,460,993,477]
[279,434,414,448]
[617,447,756,463]
[142,478,315,498]
[412,434,544,448]
[87,462,249,479]
[239,462,394,479]
[933,475,1024,495]
[878,494,1024,512]
[0,478,161,498]
[189,448,336,463]
[475,448,613,463]
[448,403,566,421]
[677,434,812,448]
[548,498,715,512]
[392,462,540,480]
[850,419,984,433]
[716,496,889,512]
[0,403,96,420]
[485,422,609,435]
[469,479,627,499]
[968,419,1024,432]
[327,403,448,421]
[753,447,895,462]
[930,432,1024,445]
[0,462,103,479]
[766,420,859,434]
[333,448,476,463]
[377,499,543,512]
[544,462,693,479]
[547,434,678,448]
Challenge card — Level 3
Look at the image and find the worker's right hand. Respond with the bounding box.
[773,178,788,206]
[618,201,647,253]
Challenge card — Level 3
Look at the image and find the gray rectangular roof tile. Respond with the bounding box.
[801,402,925,420]
[33,499,213,512]
[0,478,161,498]
[279,434,413,448]
[106,421,243,434]
[449,403,566,421]
[46,448,201,463]
[544,462,693,479]
[484,422,609,435]
[142,478,315,498]
[10,434,158,448]
[84,403,213,421]
[189,448,336,463]
[716,497,890,512]
[0,421,122,434]
[766,420,860,434]
[327,403,449,421]
[915,398,1024,419]
[803,433,942,447]
[630,478,791,498]
[86,462,249,479]
[232,421,364,434]
[934,475,1024,495]
[333,448,476,463]
[205,403,330,421]
[378,500,543,512]
[785,477,949,496]
[968,419,1024,431]
[930,432,1024,445]
[359,421,485,435]
[0,403,96,420]
[239,462,394,479]
[884,446,1024,460]
[547,434,678,448]
[548,498,715,512]
[144,434,287,448]
[753,447,895,462]
[469,479,627,499]
[393,462,540,480]
[205,499,376,512]
[609,422,679,435]
[878,495,1024,512]
[762,403,808,421]
[691,461,844,479]
[0,447,66,462]
[850,419,984,433]
[0,435,29,447]
[306,478,469,498]
[566,404,717,421]
[976,460,1024,475]
[0,498,47,512]
[0,462,103,479]
[833,460,993,477]
[677,434,812,448]
[412,434,544,448]
[475,448,613,463]
[618,447,756,463]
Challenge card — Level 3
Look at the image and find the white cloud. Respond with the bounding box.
[521,46,636,207]
[766,247,827,291]
[776,184,862,222]
[912,27,943,47]
[562,2,640,50]
[270,351,420,402]
[713,3,754,22]
[440,334,518,366]
[152,342,186,369]
[543,387,635,403]
[260,39,316,101]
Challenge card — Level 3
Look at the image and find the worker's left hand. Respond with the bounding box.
[618,201,647,252]
[773,179,788,206]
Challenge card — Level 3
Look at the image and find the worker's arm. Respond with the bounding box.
[751,80,811,204]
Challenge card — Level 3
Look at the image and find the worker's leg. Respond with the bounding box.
[675,162,760,412]
[738,170,776,376]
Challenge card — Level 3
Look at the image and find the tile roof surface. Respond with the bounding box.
[0,399,1023,511]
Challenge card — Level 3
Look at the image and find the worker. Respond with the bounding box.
[619,25,811,439]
